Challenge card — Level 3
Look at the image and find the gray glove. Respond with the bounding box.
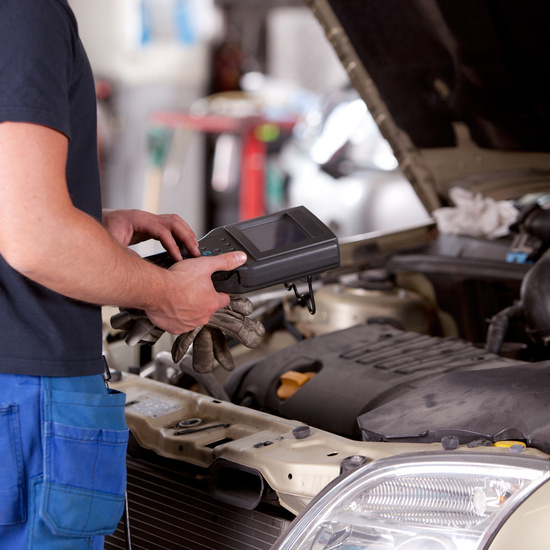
[110,297,265,374]
[110,308,164,347]
[171,297,266,373]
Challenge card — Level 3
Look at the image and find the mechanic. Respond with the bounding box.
[0,1,246,548]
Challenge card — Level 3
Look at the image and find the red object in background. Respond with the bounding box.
[149,111,295,221]
[238,125,267,220]
[95,79,114,175]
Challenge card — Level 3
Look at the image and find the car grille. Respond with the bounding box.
[105,457,292,550]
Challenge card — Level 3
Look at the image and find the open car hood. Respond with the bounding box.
[305,0,550,212]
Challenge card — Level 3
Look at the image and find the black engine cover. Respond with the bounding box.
[231,324,517,438]
[358,361,550,454]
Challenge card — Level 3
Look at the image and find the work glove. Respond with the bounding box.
[171,297,265,373]
[110,297,265,374]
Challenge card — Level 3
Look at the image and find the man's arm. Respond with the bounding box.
[0,121,246,334]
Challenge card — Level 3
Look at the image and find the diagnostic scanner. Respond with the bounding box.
[146,206,340,313]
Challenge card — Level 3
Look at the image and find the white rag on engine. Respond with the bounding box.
[432,186,518,240]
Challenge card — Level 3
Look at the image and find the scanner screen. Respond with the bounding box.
[240,214,308,252]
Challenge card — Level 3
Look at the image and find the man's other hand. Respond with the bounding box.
[102,209,200,261]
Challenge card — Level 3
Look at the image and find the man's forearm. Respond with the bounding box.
[4,205,169,311]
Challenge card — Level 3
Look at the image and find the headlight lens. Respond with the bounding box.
[274,453,550,550]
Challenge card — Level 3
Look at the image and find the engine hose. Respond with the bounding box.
[153,351,230,402]
[486,301,524,355]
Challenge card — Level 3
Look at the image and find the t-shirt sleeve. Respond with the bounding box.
[0,0,75,138]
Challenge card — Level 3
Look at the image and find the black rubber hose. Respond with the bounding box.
[486,301,524,355]
[154,352,230,402]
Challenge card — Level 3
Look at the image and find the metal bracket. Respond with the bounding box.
[285,275,316,315]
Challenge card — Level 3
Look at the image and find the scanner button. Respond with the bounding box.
[202,250,212,256]
[213,248,222,254]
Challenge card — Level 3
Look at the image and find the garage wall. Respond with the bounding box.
[69,0,219,238]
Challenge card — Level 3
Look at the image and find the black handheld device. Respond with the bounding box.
[147,206,340,311]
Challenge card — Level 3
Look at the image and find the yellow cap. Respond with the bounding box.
[277,370,316,400]
[493,440,526,448]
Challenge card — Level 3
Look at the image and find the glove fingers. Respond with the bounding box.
[226,297,254,316]
[172,326,202,363]
[233,317,265,348]
[110,311,135,331]
[192,328,215,374]
[111,308,164,346]
[210,328,236,372]
[171,297,264,375]
[207,313,265,348]
[126,319,162,347]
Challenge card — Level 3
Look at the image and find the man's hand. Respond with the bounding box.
[102,209,248,334]
[102,209,200,261]
[144,251,247,334]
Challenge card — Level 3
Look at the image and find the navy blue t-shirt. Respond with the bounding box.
[0,0,105,376]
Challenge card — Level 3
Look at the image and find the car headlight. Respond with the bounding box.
[273,452,550,550]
